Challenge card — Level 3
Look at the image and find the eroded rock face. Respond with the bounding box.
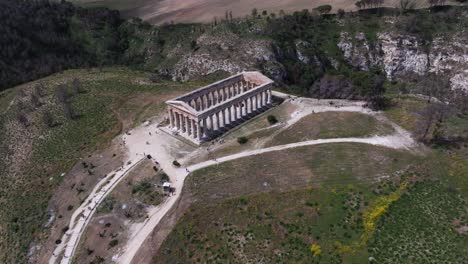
[338,32,468,90]
[451,71,468,92]
[169,33,282,82]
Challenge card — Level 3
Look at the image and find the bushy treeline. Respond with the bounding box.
[0,0,124,91]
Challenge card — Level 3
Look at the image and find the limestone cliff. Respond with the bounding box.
[167,33,285,82]
[337,32,468,91]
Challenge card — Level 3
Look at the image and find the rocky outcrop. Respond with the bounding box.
[338,32,468,90]
[451,70,468,92]
[169,33,284,82]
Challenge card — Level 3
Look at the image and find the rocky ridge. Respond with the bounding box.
[338,32,468,91]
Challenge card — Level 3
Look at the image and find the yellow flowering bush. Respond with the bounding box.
[310,243,322,256]
[333,181,409,254]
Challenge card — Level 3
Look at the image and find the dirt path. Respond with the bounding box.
[116,104,416,263]
[49,97,417,264]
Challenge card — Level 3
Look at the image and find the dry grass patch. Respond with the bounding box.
[268,112,394,147]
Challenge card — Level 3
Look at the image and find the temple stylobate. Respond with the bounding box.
[166,71,274,144]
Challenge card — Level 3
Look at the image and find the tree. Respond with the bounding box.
[237,137,248,144]
[55,84,70,103]
[72,78,86,94]
[172,160,181,167]
[149,73,159,83]
[64,102,81,120]
[34,82,47,97]
[251,8,258,18]
[337,9,346,18]
[267,115,278,124]
[355,1,363,9]
[43,111,59,128]
[17,113,30,127]
[416,103,449,143]
[313,5,332,15]
[190,40,198,50]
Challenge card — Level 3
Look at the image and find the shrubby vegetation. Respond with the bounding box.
[0,0,124,90]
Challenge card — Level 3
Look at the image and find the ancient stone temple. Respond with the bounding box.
[166,71,274,144]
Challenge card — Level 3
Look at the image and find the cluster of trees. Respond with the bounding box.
[0,0,124,91]
[355,0,385,9]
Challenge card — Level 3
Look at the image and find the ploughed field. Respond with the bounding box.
[70,0,429,24]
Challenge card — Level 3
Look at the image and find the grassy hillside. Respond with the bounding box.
[0,67,206,263]
[156,141,468,263]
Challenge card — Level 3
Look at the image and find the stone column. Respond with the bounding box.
[202,118,208,137]
[174,112,179,130]
[188,118,193,136]
[267,89,272,104]
[258,93,262,109]
[191,119,196,138]
[179,113,183,132]
[233,104,238,120]
[198,120,203,140]
[168,109,174,128]
[233,105,237,122]
[215,113,220,131]
[198,96,202,110]
[220,111,225,128]
[183,116,188,134]
[214,91,218,105]
[241,99,247,117]
[249,97,255,112]
[245,99,249,115]
[208,115,213,134]
[250,97,254,113]
[223,107,231,125]
[200,95,205,109]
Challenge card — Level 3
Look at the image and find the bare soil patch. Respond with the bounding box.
[34,141,126,264]
[73,159,167,263]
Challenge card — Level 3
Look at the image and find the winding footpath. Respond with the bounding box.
[49,98,416,264]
